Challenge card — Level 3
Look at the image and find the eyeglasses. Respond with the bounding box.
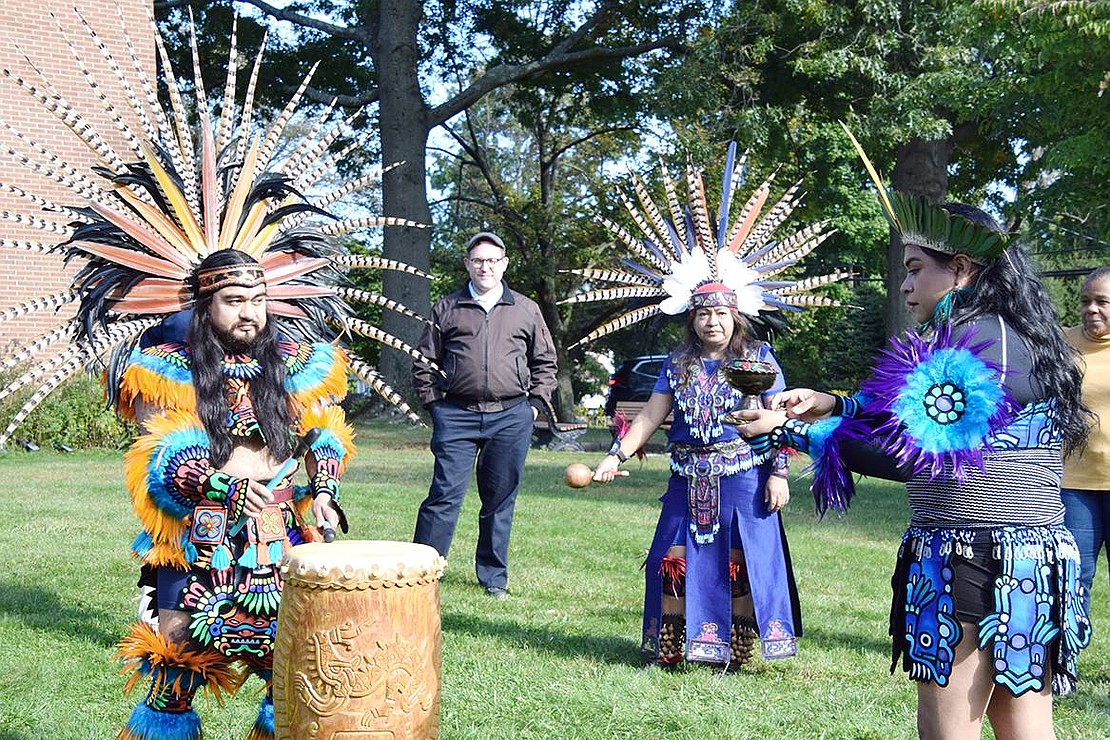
[466,257,506,268]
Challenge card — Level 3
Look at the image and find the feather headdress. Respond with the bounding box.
[564,142,853,347]
[840,123,1006,265]
[0,9,436,444]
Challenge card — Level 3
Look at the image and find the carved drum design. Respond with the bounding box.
[274,541,448,739]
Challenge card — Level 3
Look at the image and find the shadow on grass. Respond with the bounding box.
[0,579,120,648]
[801,622,894,659]
[442,611,645,667]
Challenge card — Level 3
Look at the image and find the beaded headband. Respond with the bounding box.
[688,282,737,310]
[196,264,267,297]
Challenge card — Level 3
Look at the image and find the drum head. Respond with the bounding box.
[281,540,447,590]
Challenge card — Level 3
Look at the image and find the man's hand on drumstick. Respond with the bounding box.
[312,493,341,541]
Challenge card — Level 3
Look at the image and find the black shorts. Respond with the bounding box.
[949,541,997,624]
[155,566,190,610]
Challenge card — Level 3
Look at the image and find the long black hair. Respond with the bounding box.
[927,203,1092,455]
[189,252,293,466]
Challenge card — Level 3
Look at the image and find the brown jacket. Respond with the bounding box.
[412,283,558,412]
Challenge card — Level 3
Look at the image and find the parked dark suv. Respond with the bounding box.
[604,355,669,417]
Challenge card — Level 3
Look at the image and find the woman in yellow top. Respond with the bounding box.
[1063,265,1110,617]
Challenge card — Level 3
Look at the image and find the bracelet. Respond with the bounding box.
[771,470,789,479]
[608,440,628,464]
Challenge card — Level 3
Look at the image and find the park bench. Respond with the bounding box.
[609,400,673,432]
[532,406,589,452]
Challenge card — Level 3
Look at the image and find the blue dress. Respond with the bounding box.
[640,346,801,664]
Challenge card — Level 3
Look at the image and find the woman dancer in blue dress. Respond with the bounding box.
[594,282,799,669]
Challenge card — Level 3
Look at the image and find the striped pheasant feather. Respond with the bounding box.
[1,183,84,223]
[595,215,668,273]
[0,211,72,236]
[559,286,666,305]
[562,267,657,286]
[214,17,240,156]
[148,10,198,212]
[1,123,111,204]
[740,181,802,257]
[619,189,667,256]
[53,12,145,162]
[629,172,676,257]
[234,33,268,169]
[0,290,78,323]
[344,318,442,372]
[756,230,837,279]
[320,216,430,237]
[335,288,434,325]
[572,142,852,345]
[0,238,60,254]
[0,344,89,404]
[115,4,171,152]
[0,354,91,447]
[256,62,321,175]
[685,164,718,276]
[657,158,690,255]
[775,294,844,308]
[348,358,424,426]
[768,270,855,296]
[2,327,71,372]
[569,305,662,348]
[75,8,157,148]
[285,103,345,188]
[334,255,432,279]
[2,52,126,173]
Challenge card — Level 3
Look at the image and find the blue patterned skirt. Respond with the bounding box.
[889,524,1090,696]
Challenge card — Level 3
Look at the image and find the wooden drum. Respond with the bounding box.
[273,541,448,739]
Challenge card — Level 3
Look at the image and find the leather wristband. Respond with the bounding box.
[607,439,628,464]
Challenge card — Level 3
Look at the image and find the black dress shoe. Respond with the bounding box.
[485,586,509,600]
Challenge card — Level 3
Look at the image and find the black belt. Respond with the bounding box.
[445,394,527,413]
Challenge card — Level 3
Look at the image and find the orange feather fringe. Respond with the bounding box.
[115,623,239,703]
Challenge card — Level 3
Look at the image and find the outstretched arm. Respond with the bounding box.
[593,391,671,483]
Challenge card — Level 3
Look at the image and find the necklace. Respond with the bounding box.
[673,357,736,443]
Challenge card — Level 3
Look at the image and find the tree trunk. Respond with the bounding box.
[374,0,433,400]
[534,270,577,421]
[886,135,954,336]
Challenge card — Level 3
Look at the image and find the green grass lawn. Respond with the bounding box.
[1,418,1108,739]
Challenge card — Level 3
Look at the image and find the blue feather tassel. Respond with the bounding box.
[210,543,232,570]
[239,543,258,569]
[268,540,284,564]
[121,703,201,740]
[182,539,198,565]
[254,698,275,737]
[131,531,154,558]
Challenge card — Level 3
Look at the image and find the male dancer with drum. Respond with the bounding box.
[0,17,435,739]
[116,249,353,739]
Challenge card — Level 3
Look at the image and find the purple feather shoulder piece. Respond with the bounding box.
[855,323,1019,483]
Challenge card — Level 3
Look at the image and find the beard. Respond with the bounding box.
[216,323,264,355]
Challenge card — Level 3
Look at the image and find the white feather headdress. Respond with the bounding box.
[565,143,853,347]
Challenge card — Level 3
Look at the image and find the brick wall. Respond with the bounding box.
[0,0,152,355]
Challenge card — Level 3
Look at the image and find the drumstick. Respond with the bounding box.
[228,428,321,536]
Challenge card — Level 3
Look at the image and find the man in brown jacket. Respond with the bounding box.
[412,231,558,598]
